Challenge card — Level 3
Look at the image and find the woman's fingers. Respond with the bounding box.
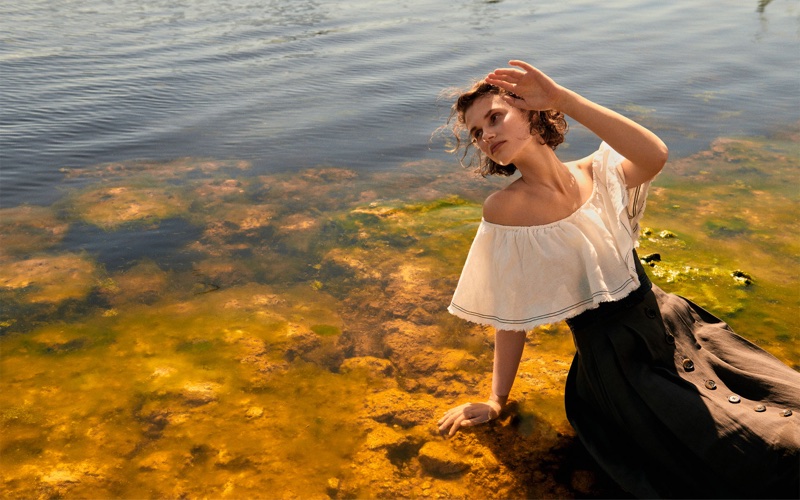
[438,403,467,423]
[508,59,536,72]
[485,77,516,95]
[447,415,464,436]
[439,404,469,435]
[438,402,497,436]
[489,68,523,80]
[489,60,536,83]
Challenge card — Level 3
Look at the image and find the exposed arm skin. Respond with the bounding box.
[486,60,669,188]
[438,329,526,437]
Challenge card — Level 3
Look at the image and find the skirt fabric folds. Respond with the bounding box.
[565,263,800,499]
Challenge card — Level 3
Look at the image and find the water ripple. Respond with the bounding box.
[1,0,798,207]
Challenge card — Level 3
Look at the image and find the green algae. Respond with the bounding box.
[1,132,798,499]
[311,324,341,336]
[639,135,800,364]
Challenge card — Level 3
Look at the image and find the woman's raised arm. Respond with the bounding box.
[486,60,668,188]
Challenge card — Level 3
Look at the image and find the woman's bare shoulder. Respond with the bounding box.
[483,154,596,226]
[482,181,529,224]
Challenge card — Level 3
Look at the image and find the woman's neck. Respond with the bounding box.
[513,145,570,193]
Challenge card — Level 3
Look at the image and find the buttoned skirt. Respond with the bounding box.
[565,276,800,499]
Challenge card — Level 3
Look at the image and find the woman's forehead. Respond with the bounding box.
[464,94,507,128]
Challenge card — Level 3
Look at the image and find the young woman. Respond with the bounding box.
[437,60,800,498]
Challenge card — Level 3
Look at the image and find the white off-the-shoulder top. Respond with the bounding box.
[447,142,653,331]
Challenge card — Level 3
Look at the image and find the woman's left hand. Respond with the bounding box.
[438,400,502,437]
[485,60,566,112]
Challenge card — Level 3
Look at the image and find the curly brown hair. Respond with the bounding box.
[444,80,568,177]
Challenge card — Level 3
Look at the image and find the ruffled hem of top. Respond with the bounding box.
[448,278,640,331]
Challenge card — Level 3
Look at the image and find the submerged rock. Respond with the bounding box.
[68,184,189,229]
[731,269,754,286]
[0,253,99,304]
[418,441,471,476]
[365,425,414,451]
[326,477,341,497]
[0,204,69,256]
[340,356,394,377]
[365,388,436,428]
[658,230,677,239]
[245,406,264,419]
[640,252,661,264]
[138,451,178,471]
[180,382,221,406]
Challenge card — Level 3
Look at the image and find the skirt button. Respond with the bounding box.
[682,358,694,371]
[728,395,741,404]
[665,333,675,345]
[704,380,716,390]
[781,409,793,417]
[645,307,657,319]
[754,404,766,412]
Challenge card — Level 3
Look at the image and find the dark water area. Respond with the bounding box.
[59,218,205,272]
[2,0,799,208]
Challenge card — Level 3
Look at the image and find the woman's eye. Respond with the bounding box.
[490,113,499,123]
[472,130,482,142]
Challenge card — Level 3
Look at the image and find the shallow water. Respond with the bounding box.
[1,131,798,498]
[1,0,799,498]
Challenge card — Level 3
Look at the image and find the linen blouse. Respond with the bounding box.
[447,142,652,331]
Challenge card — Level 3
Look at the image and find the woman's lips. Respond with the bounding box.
[490,141,505,155]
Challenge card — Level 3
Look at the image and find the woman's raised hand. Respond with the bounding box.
[437,400,502,437]
[485,60,566,112]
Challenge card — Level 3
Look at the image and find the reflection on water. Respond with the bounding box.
[1,130,799,498]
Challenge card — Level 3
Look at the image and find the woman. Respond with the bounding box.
[437,60,800,498]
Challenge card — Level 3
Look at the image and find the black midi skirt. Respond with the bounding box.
[565,261,800,499]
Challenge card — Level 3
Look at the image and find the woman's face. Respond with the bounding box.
[463,94,536,166]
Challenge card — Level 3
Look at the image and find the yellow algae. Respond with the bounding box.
[273,212,323,253]
[322,247,383,280]
[187,201,277,259]
[0,204,69,256]
[256,167,361,213]
[104,259,170,305]
[278,213,319,232]
[69,184,189,229]
[195,202,275,230]
[2,131,798,499]
[193,178,246,199]
[0,253,99,304]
